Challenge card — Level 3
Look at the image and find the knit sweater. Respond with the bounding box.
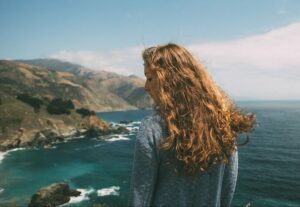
[128,113,238,207]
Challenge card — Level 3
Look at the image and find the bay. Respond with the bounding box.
[0,101,299,207]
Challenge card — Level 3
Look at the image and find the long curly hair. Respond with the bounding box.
[143,43,256,176]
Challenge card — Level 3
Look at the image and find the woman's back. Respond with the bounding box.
[128,113,238,207]
[128,43,255,207]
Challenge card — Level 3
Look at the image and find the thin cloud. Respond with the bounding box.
[49,47,144,76]
[49,22,300,99]
[188,22,300,73]
[187,22,300,100]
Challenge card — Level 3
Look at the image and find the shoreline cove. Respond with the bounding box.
[0,147,26,164]
[0,107,299,206]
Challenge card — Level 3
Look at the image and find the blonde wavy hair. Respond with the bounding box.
[143,43,256,176]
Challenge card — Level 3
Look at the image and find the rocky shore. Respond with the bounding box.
[28,182,81,207]
[0,59,147,153]
[0,115,129,152]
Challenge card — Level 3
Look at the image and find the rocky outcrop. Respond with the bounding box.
[28,182,80,207]
[0,128,65,151]
[81,115,130,137]
[0,114,131,152]
[8,59,153,111]
[0,59,143,152]
[80,115,111,132]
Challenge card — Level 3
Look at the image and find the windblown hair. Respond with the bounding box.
[143,43,256,176]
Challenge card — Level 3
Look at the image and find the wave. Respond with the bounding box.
[106,135,130,142]
[97,186,120,197]
[0,152,7,164]
[59,135,86,143]
[108,121,141,136]
[110,121,141,128]
[0,187,4,194]
[126,126,139,132]
[59,188,95,206]
[74,135,86,139]
[0,148,26,164]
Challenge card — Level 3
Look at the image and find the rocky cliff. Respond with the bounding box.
[0,92,119,151]
[0,60,139,151]
[16,58,153,110]
[28,182,81,207]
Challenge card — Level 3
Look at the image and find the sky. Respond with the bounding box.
[1,0,300,100]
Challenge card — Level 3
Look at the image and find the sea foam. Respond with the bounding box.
[109,121,141,135]
[126,126,139,132]
[97,186,120,196]
[0,152,7,164]
[0,148,26,164]
[110,121,141,127]
[106,135,129,142]
[59,188,95,206]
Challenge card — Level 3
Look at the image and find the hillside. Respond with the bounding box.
[17,58,112,78]
[0,60,142,111]
[16,58,153,109]
[0,59,152,151]
[0,60,133,151]
[98,74,154,108]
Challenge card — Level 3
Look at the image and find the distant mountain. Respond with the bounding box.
[0,60,142,150]
[0,59,153,151]
[17,58,95,77]
[15,59,153,110]
[0,60,140,112]
[98,73,153,106]
[17,58,123,79]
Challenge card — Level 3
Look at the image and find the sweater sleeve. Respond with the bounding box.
[221,150,238,207]
[128,118,159,207]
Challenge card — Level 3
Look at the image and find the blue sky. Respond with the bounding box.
[1,0,300,100]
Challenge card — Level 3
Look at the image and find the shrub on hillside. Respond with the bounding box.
[76,108,96,117]
[16,93,43,112]
[47,98,74,115]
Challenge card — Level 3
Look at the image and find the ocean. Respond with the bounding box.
[0,101,299,207]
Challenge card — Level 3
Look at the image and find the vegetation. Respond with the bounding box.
[47,98,74,115]
[76,107,96,117]
[49,70,57,82]
[16,93,43,112]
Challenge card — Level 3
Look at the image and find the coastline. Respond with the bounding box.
[0,147,26,164]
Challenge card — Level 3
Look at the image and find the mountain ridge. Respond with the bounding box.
[0,59,151,151]
[11,59,153,111]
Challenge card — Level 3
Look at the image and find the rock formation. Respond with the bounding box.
[28,182,80,207]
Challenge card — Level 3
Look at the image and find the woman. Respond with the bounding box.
[128,43,256,207]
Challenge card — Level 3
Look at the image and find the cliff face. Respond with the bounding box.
[0,92,112,151]
[0,60,143,112]
[97,74,154,109]
[0,60,142,151]
[16,58,153,110]
[28,182,81,207]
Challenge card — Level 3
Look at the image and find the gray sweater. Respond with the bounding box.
[128,113,238,207]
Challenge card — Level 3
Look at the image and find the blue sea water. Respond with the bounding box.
[0,101,299,207]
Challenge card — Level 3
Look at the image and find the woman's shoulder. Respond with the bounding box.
[140,112,164,128]
[138,113,166,142]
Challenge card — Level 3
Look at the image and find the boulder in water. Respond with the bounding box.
[28,182,80,207]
